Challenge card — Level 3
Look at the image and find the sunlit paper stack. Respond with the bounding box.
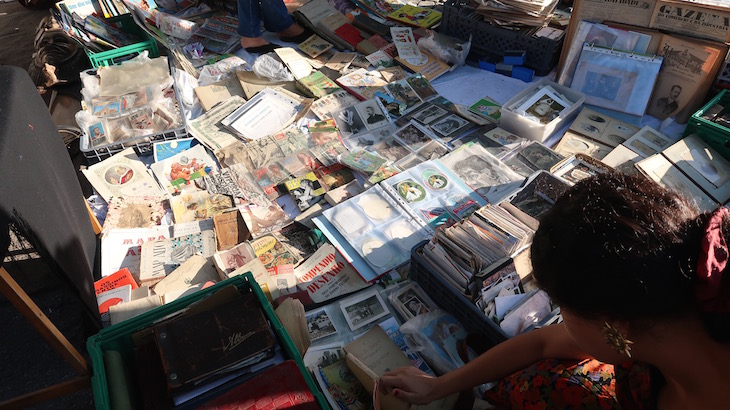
[474,0,559,27]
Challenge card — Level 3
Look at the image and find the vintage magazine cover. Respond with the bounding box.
[395,50,450,82]
[387,4,441,28]
[241,203,293,238]
[170,190,234,223]
[294,243,367,303]
[103,195,169,232]
[645,34,726,122]
[251,234,301,269]
[298,34,334,58]
[82,148,165,202]
[150,144,219,194]
[650,0,730,43]
[100,219,214,278]
[284,172,326,211]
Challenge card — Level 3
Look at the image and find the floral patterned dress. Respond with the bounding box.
[483,358,658,409]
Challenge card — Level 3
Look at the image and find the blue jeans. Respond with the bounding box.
[237,0,294,38]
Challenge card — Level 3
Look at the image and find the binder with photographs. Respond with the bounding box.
[313,160,487,282]
[570,44,663,116]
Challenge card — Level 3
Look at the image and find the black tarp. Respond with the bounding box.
[0,65,100,327]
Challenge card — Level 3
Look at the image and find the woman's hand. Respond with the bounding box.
[378,367,440,405]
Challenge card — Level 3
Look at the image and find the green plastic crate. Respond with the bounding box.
[86,14,159,67]
[86,274,329,410]
[684,89,730,161]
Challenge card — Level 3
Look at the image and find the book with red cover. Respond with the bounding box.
[334,23,364,48]
[153,292,277,390]
[197,360,319,410]
[94,267,138,295]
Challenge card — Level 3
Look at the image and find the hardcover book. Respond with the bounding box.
[153,292,277,389]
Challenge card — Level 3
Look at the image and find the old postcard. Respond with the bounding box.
[150,145,219,194]
[339,288,390,331]
[82,148,165,202]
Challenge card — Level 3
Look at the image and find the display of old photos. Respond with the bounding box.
[551,154,612,185]
[635,154,717,212]
[619,126,671,160]
[390,281,435,321]
[439,143,525,204]
[568,107,639,146]
[512,85,572,125]
[393,121,438,151]
[508,171,570,220]
[381,160,486,230]
[332,99,390,138]
[306,308,339,341]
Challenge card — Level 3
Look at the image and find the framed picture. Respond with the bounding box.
[339,288,390,331]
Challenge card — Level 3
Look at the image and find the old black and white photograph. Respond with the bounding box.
[339,289,389,331]
[306,308,338,341]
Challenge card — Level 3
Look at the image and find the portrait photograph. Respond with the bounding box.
[356,100,390,130]
[431,114,470,138]
[396,123,432,150]
[334,106,366,137]
[412,104,449,125]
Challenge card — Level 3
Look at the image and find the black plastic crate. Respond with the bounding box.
[410,240,509,346]
[438,0,563,76]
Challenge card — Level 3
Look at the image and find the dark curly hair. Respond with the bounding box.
[531,172,730,342]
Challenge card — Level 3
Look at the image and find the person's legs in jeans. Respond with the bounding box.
[260,0,294,34]
[238,0,305,49]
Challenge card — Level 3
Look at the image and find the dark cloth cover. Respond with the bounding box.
[0,65,100,326]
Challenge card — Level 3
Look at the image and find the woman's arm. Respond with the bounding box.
[378,323,589,404]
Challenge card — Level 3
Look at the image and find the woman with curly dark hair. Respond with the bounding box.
[380,172,730,408]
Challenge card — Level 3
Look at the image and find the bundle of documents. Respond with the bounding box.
[474,0,559,27]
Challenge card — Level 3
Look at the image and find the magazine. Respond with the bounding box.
[150,145,219,194]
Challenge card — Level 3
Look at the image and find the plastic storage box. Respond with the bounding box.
[79,58,189,164]
[499,78,585,143]
[684,89,730,161]
[439,0,564,76]
[86,274,329,410]
[410,240,509,346]
[86,14,160,68]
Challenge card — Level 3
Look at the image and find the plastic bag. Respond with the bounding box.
[197,55,248,86]
[417,31,471,67]
[400,309,470,375]
[251,53,295,82]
